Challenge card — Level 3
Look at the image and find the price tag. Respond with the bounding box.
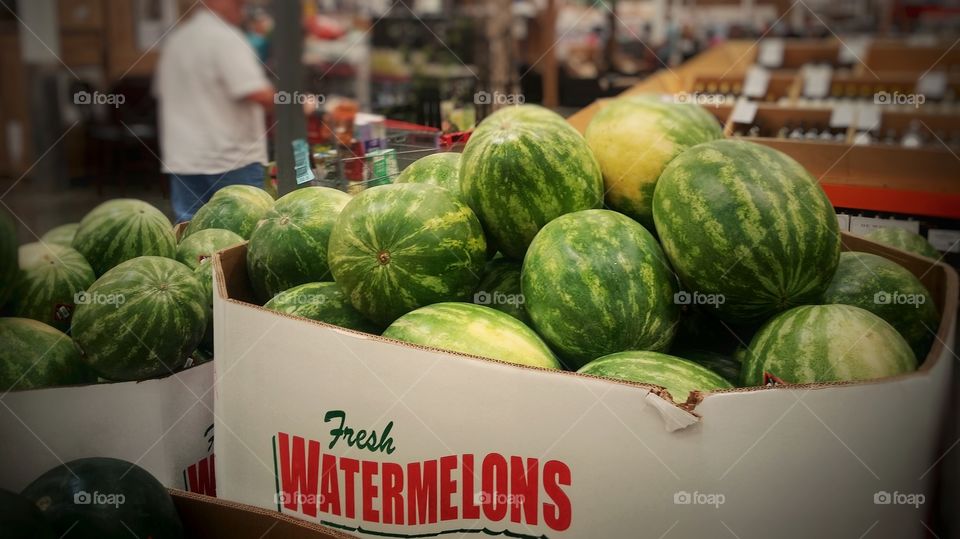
[757,39,784,68]
[916,71,947,100]
[742,66,771,98]
[802,65,833,99]
[829,103,855,128]
[855,103,881,131]
[292,138,316,185]
[729,98,758,125]
[837,37,870,65]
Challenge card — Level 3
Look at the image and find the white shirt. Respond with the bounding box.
[155,10,270,174]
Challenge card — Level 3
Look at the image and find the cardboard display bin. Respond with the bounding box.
[211,232,957,539]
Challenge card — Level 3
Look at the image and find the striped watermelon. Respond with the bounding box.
[41,223,79,246]
[653,139,841,325]
[328,184,486,326]
[383,302,560,369]
[741,304,917,386]
[247,187,350,302]
[674,349,741,385]
[11,244,95,332]
[0,317,95,390]
[71,256,209,381]
[578,351,733,403]
[585,96,723,228]
[473,258,529,325]
[194,259,214,354]
[460,105,603,259]
[863,227,940,259]
[821,251,939,360]
[183,185,274,239]
[0,210,17,308]
[176,228,244,270]
[72,199,177,276]
[263,282,382,334]
[395,152,463,199]
[522,209,679,369]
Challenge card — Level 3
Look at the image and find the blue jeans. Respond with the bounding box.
[169,162,266,223]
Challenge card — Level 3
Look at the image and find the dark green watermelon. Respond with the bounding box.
[473,258,530,325]
[0,318,95,391]
[21,457,184,539]
[674,349,741,385]
[0,209,17,309]
[263,282,382,334]
[0,488,57,539]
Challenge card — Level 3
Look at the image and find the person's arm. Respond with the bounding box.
[243,85,276,112]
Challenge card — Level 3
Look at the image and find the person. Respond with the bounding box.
[154,0,276,223]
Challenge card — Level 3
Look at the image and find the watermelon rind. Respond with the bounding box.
[71,256,209,381]
[460,104,603,259]
[821,251,939,361]
[11,244,95,331]
[176,228,244,270]
[328,183,487,326]
[862,227,941,260]
[383,302,560,369]
[653,139,841,325]
[183,184,274,239]
[578,350,733,403]
[585,96,723,229]
[41,223,79,247]
[522,209,679,369]
[395,152,463,199]
[72,199,177,276]
[0,317,96,391]
[740,304,918,386]
[264,282,383,334]
[246,186,350,302]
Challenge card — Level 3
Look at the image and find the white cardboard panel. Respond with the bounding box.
[213,260,956,539]
[0,362,216,494]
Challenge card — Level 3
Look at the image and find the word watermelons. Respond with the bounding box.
[863,227,940,259]
[176,228,243,270]
[183,184,273,239]
[0,318,95,391]
[72,199,177,276]
[653,139,841,324]
[21,457,184,539]
[578,351,733,403]
[460,105,603,259]
[71,256,208,381]
[741,304,917,386]
[585,96,723,228]
[821,251,939,360]
[395,152,463,199]
[328,184,486,326]
[383,302,560,369]
[523,209,679,369]
[11,244,95,331]
[264,282,382,334]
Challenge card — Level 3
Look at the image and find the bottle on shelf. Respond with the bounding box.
[747,125,761,137]
[805,126,820,140]
[789,122,805,140]
[901,120,923,148]
[776,123,791,139]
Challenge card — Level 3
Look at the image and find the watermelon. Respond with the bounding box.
[383,302,560,369]
[18,241,53,270]
[328,183,486,326]
[863,227,940,259]
[741,304,917,386]
[674,349,741,385]
[585,96,723,228]
[395,152,463,199]
[11,244,95,331]
[0,318,95,390]
[71,256,208,381]
[0,210,17,308]
[522,209,679,369]
[578,351,733,403]
[21,457,184,539]
[671,303,757,357]
[263,282,382,334]
[41,223,79,246]
[0,488,57,539]
[473,258,529,325]
[460,104,603,259]
[821,251,939,360]
[246,187,350,302]
[176,228,243,270]
[194,259,215,354]
[72,199,177,276]
[653,139,841,325]
[183,184,273,239]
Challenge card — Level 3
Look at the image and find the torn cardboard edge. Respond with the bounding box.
[210,231,956,431]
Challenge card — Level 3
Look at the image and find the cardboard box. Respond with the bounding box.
[211,233,957,538]
[0,362,216,495]
[172,490,356,538]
